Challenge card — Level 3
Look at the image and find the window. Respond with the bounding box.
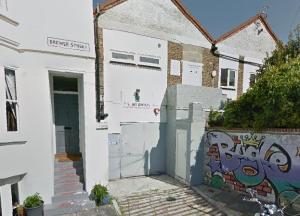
[138,56,161,68]
[0,0,8,11]
[110,51,135,64]
[220,68,236,88]
[5,68,18,131]
[140,56,159,65]
[249,73,256,88]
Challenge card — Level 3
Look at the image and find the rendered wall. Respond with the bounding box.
[166,85,226,184]
[205,130,300,203]
[97,0,211,48]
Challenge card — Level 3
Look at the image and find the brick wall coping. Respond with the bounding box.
[206,127,300,135]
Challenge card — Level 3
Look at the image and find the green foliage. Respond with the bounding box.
[224,57,300,129]
[23,193,43,208]
[211,175,224,189]
[223,25,300,129]
[208,110,224,127]
[90,184,109,206]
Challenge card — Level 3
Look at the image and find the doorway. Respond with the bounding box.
[53,76,80,156]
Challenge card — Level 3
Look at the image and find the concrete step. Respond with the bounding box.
[54,167,83,177]
[44,199,95,216]
[54,173,83,184]
[54,175,83,185]
[54,182,84,195]
[52,192,89,204]
[54,161,83,169]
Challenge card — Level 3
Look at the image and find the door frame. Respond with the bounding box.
[49,72,84,158]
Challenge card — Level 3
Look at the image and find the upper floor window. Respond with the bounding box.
[5,68,18,131]
[249,73,256,88]
[0,0,8,11]
[220,68,236,88]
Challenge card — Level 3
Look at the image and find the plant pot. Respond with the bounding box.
[24,204,44,216]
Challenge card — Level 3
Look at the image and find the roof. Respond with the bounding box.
[94,0,214,43]
[215,13,280,44]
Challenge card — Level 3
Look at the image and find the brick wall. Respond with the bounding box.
[168,41,183,86]
[202,48,219,88]
[237,56,244,98]
[96,27,104,98]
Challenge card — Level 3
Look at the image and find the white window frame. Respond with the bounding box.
[138,55,161,68]
[0,0,8,11]
[110,50,136,65]
[249,72,257,88]
[4,67,19,132]
[220,68,236,89]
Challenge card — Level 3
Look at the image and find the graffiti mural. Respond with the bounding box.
[206,131,300,203]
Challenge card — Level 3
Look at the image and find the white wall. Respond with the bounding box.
[217,20,276,60]
[103,29,168,133]
[0,0,108,210]
[98,0,211,48]
[217,19,277,97]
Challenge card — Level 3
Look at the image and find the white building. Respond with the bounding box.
[94,0,218,181]
[214,14,278,100]
[0,0,108,215]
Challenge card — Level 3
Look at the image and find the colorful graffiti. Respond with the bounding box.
[206,131,300,203]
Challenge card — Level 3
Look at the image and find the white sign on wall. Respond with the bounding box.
[47,37,90,52]
[182,61,203,86]
[170,60,181,76]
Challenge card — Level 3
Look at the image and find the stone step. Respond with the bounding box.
[54,167,83,177]
[54,172,83,181]
[54,161,83,169]
[44,199,95,216]
[52,192,89,204]
[54,182,84,195]
[54,175,83,185]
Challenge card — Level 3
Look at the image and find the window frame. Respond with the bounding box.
[220,68,236,89]
[249,72,257,88]
[4,67,19,132]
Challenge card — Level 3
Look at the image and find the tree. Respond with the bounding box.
[223,26,300,129]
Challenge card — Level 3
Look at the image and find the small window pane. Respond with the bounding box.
[6,101,18,131]
[5,69,17,100]
[221,69,228,86]
[249,74,256,87]
[53,77,78,92]
[229,70,235,87]
[112,52,134,61]
[140,56,159,65]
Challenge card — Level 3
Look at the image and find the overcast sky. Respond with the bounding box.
[93,0,300,43]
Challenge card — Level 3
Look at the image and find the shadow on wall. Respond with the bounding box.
[145,92,167,176]
[190,134,206,186]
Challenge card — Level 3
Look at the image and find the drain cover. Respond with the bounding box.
[166,196,176,202]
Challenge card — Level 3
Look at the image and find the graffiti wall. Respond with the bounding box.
[205,130,300,203]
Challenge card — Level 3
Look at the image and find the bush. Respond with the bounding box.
[90,184,110,206]
[224,57,300,129]
[23,193,43,208]
[223,25,300,129]
[208,110,224,127]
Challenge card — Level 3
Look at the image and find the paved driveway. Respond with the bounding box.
[109,175,225,216]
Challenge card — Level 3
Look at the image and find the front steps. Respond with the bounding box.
[45,160,95,216]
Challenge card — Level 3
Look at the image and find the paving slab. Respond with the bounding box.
[61,205,117,216]
[109,175,225,216]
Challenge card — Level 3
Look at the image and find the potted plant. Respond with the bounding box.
[90,184,111,207]
[23,193,44,216]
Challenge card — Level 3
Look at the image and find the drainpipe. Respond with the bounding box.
[94,7,108,122]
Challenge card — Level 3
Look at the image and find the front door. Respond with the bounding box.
[53,76,80,155]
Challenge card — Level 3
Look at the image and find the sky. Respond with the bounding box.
[93,0,300,43]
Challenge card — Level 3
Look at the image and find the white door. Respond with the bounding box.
[176,131,187,180]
